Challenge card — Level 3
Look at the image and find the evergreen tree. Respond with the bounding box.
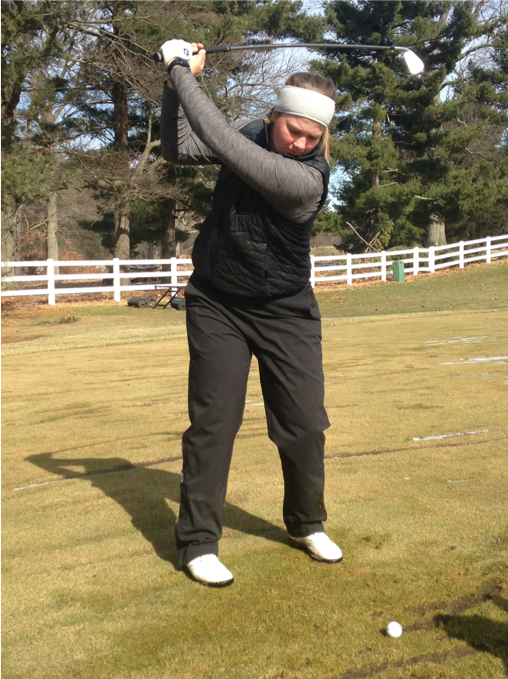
[316,0,507,251]
[455,7,508,238]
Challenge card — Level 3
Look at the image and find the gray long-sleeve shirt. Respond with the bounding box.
[160,67,325,223]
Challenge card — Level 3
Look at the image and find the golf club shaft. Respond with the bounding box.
[152,43,407,63]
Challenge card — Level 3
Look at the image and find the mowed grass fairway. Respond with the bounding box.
[2,260,508,679]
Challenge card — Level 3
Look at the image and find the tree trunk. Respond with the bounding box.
[364,120,381,244]
[112,77,129,152]
[427,214,447,247]
[114,197,130,260]
[111,41,130,260]
[1,209,18,278]
[47,192,60,274]
[161,198,177,261]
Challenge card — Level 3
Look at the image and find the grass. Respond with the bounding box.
[316,258,508,318]
[2,259,508,679]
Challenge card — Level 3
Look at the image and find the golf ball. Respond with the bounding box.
[386,621,403,638]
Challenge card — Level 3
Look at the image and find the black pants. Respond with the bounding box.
[176,274,330,566]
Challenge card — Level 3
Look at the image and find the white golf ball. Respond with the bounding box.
[386,621,403,638]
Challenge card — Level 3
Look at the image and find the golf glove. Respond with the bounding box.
[160,40,193,68]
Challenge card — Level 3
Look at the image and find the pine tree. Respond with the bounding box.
[316,0,507,251]
[452,6,508,238]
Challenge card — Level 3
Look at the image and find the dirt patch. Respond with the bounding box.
[404,580,504,631]
[1,292,118,315]
[1,334,44,344]
[334,647,476,679]
[325,435,508,460]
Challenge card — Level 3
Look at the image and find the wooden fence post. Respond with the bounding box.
[413,247,419,276]
[381,251,387,281]
[113,258,121,302]
[47,259,56,306]
[459,241,465,269]
[347,253,353,286]
[171,257,178,294]
[429,246,435,273]
[486,236,492,264]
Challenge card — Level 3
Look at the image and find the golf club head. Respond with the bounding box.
[403,50,425,75]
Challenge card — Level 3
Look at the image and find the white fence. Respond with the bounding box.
[1,234,507,306]
[310,234,508,286]
[0,258,193,305]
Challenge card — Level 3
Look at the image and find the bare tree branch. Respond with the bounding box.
[346,222,382,252]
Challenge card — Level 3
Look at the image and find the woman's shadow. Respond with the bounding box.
[27,453,289,570]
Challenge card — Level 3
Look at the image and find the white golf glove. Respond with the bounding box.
[160,39,193,68]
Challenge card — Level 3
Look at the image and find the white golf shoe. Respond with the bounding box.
[186,554,234,587]
[291,532,343,563]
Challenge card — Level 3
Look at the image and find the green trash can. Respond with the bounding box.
[392,260,405,282]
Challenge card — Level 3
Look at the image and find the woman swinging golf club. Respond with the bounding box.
[160,39,342,587]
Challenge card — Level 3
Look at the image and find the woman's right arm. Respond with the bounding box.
[161,81,250,165]
[161,43,248,166]
[160,43,219,165]
[160,81,221,166]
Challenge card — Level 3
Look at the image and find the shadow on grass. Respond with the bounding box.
[435,596,508,673]
[27,453,288,570]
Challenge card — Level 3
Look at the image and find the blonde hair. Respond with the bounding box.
[270,72,336,165]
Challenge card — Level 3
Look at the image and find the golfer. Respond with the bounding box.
[160,39,342,587]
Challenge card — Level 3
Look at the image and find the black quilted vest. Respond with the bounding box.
[191,118,330,298]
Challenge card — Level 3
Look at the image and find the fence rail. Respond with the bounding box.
[2,235,507,305]
[310,235,508,286]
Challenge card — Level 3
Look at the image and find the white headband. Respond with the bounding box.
[274,85,335,127]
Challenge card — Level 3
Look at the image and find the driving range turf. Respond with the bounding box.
[2,259,507,679]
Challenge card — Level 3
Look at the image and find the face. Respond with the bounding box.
[270,112,325,157]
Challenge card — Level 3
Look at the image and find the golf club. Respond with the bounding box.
[152,43,425,75]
